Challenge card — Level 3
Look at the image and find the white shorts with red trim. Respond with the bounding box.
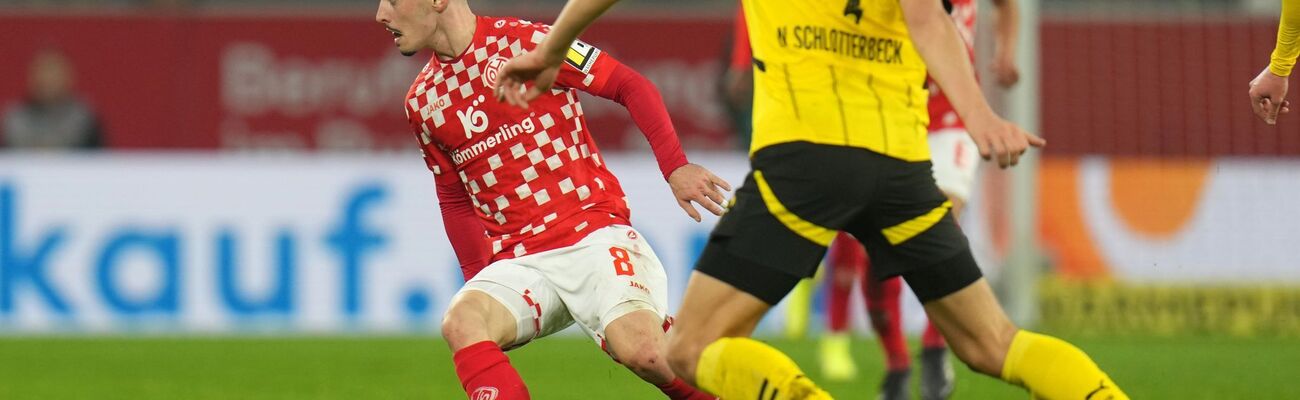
[928,128,980,202]
[458,224,669,350]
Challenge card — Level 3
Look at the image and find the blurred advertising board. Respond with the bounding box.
[1038,157,1300,336]
[0,153,748,333]
[0,12,736,152]
[3,154,1298,334]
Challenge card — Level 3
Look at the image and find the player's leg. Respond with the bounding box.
[603,310,673,384]
[667,217,827,399]
[603,310,716,400]
[442,291,518,352]
[863,274,911,400]
[669,269,822,399]
[783,275,817,339]
[865,226,1128,400]
[442,262,572,400]
[918,320,953,400]
[442,289,528,399]
[669,202,832,397]
[819,233,859,381]
[921,320,948,354]
[673,144,882,399]
[857,157,1128,400]
[543,225,715,400]
[917,275,1128,400]
[916,194,958,400]
[916,128,975,400]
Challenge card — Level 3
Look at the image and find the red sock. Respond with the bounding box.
[453,341,530,400]
[865,275,910,372]
[826,233,865,333]
[657,377,718,400]
[922,320,947,349]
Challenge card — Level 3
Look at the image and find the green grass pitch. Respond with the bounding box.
[0,335,1296,399]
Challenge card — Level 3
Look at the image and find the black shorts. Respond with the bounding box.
[695,142,982,305]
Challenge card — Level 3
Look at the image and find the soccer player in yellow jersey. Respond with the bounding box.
[1250,0,1298,124]
[496,1,1130,399]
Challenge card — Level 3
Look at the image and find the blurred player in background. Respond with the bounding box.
[802,0,1022,399]
[1249,0,1297,124]
[375,0,728,398]
[2,48,103,150]
[496,0,1129,399]
[720,2,754,151]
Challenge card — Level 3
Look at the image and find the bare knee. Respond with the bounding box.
[441,303,488,351]
[441,291,515,351]
[619,341,668,378]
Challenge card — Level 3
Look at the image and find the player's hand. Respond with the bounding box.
[992,51,1020,88]
[494,51,563,109]
[965,113,1045,169]
[667,164,732,222]
[1249,68,1291,125]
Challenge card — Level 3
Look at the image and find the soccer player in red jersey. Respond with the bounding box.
[374,0,729,399]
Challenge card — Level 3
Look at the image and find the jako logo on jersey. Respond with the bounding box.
[482,56,508,88]
[471,387,499,400]
[457,95,490,138]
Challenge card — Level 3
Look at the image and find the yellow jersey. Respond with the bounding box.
[1271,0,1300,76]
[742,0,931,161]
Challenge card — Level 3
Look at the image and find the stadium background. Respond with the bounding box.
[1,0,1298,398]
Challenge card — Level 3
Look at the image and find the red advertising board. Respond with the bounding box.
[0,11,736,151]
[1040,16,1300,156]
[8,12,1289,156]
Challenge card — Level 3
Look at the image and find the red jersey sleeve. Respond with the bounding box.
[730,3,752,73]
[514,23,689,180]
[406,110,492,280]
[581,59,689,180]
[432,150,493,280]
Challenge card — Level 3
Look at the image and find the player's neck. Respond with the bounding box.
[429,4,477,61]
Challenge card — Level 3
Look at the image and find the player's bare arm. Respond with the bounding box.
[494,0,620,107]
[1251,0,1300,125]
[901,0,1044,168]
[990,0,1020,87]
[575,43,732,221]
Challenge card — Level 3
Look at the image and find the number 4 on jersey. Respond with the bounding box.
[843,0,863,23]
[609,246,635,276]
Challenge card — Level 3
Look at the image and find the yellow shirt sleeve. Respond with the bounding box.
[1270,0,1300,76]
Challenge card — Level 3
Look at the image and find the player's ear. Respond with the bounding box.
[429,0,449,12]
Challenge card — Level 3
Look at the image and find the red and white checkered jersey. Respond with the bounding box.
[405,16,633,263]
[927,0,977,132]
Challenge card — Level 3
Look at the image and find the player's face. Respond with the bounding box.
[375,0,435,57]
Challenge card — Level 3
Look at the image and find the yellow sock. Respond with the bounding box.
[1001,330,1129,400]
[697,337,832,399]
